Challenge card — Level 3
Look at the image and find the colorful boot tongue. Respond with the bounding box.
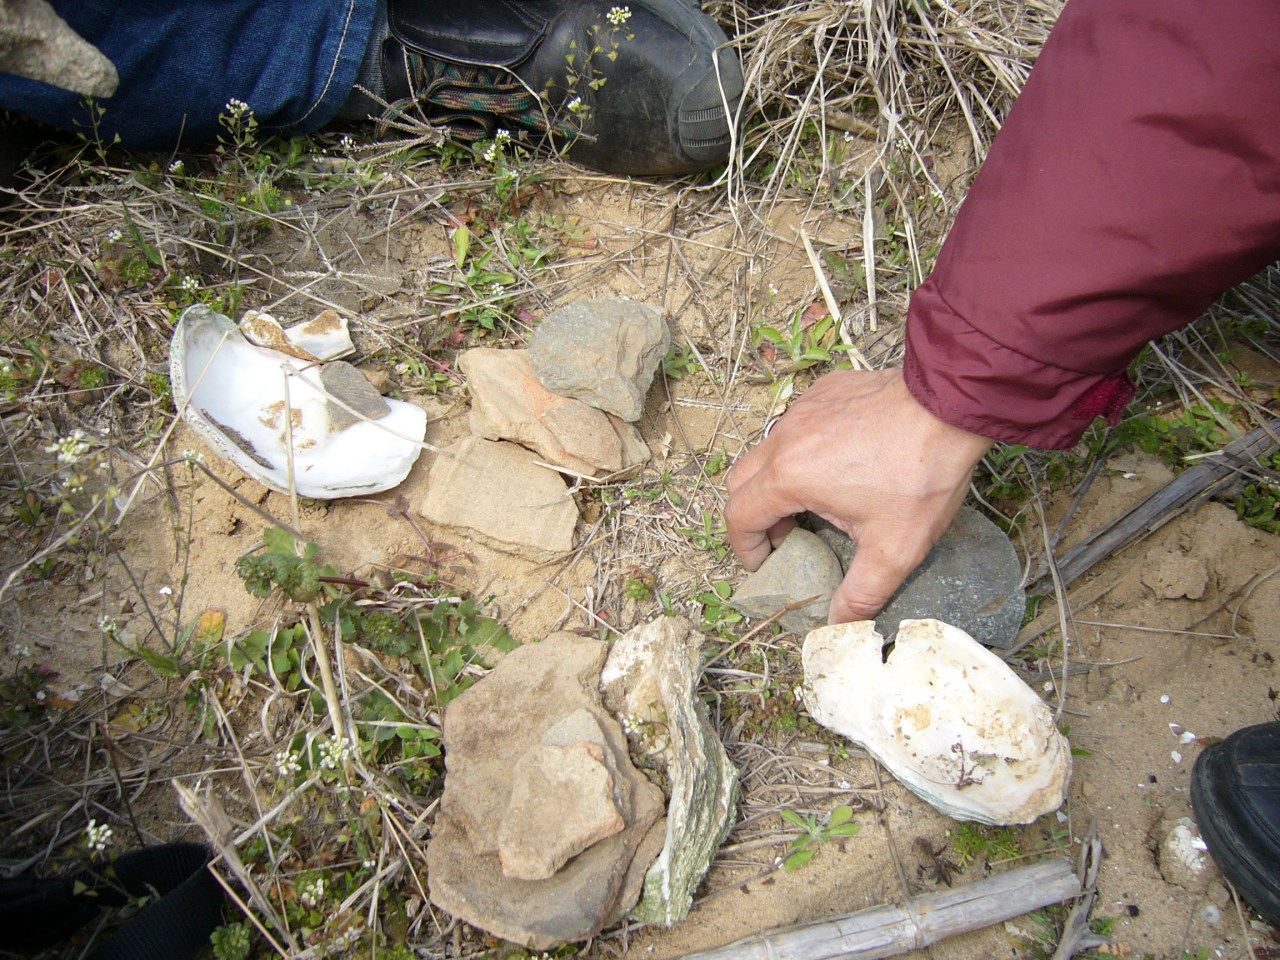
[377,0,743,176]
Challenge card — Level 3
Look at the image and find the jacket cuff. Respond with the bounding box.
[903,280,1136,451]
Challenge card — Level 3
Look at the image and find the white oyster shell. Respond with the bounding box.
[802,618,1071,825]
[170,304,427,498]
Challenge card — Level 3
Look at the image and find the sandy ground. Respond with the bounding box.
[3,176,1278,960]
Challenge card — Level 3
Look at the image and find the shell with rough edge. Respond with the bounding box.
[801,618,1071,825]
[170,304,427,499]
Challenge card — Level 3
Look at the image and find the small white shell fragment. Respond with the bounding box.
[171,305,426,499]
[801,618,1071,825]
[240,308,355,361]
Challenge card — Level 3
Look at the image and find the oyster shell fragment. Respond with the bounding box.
[170,304,427,498]
[802,618,1071,825]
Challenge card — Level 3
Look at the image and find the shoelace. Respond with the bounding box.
[398,58,581,142]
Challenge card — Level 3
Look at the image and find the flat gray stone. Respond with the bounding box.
[806,506,1026,648]
[418,438,578,561]
[729,528,843,634]
[527,299,669,422]
[600,617,739,926]
[426,633,665,949]
[319,361,391,431]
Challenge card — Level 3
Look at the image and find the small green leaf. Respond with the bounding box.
[452,224,471,268]
[783,848,815,871]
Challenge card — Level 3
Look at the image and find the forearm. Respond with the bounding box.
[905,0,1280,450]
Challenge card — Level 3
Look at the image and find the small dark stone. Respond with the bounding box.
[319,361,391,431]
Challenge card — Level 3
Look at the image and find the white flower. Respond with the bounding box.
[12,643,31,658]
[567,96,586,115]
[98,616,118,638]
[179,275,199,293]
[275,749,302,778]
[105,228,123,244]
[224,98,251,118]
[298,875,326,908]
[45,429,91,465]
[607,5,632,25]
[481,142,501,164]
[86,819,113,853]
[168,159,185,174]
[319,735,352,770]
[157,585,173,597]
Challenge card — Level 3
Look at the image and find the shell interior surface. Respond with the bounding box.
[170,305,426,499]
[802,618,1071,825]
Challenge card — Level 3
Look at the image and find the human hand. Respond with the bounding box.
[724,367,993,623]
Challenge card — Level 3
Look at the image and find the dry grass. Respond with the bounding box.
[2,1,1279,957]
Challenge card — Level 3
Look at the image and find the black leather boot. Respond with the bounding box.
[378,0,742,176]
[1190,721,1280,926]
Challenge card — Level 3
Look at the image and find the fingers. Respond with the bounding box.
[827,530,928,624]
[724,445,782,571]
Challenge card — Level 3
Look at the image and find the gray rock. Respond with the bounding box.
[528,299,669,421]
[729,528,843,634]
[461,348,646,477]
[600,617,739,925]
[319,361,391,431]
[805,507,1026,648]
[0,0,118,97]
[417,438,579,561]
[427,633,666,949]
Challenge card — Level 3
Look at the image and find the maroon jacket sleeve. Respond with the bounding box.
[903,0,1280,450]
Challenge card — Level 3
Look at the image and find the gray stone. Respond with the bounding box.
[805,507,1026,648]
[319,361,391,431]
[426,633,665,949]
[528,299,669,421]
[461,348,629,477]
[498,741,625,881]
[0,0,118,97]
[600,617,739,926]
[729,528,843,634]
[417,438,578,561]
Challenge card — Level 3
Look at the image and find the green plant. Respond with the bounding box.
[663,344,699,379]
[695,580,743,637]
[209,921,253,960]
[1236,449,1280,533]
[679,509,729,561]
[623,574,655,601]
[779,805,860,870]
[752,308,851,373]
[0,654,57,728]
[236,528,339,604]
[950,822,1022,868]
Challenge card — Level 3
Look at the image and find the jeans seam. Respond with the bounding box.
[293,0,360,128]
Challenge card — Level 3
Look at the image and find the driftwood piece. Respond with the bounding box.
[680,858,1082,960]
[1032,419,1280,593]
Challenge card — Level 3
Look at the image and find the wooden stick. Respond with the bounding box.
[1031,419,1279,593]
[680,858,1082,960]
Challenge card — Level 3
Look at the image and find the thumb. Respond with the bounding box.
[827,532,925,624]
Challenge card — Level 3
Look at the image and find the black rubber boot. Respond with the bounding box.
[1190,721,1280,926]
[379,0,742,176]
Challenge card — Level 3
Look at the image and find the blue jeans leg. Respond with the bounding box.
[0,0,378,149]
